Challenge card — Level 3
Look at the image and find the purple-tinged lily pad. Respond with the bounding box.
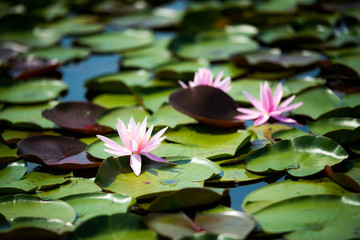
[169,86,243,128]
[324,165,360,193]
[10,56,60,80]
[17,135,101,170]
[42,102,112,135]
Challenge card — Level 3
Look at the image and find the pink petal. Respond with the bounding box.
[143,152,169,163]
[213,71,224,86]
[261,82,271,112]
[130,154,142,176]
[178,80,188,88]
[144,125,154,145]
[147,127,168,146]
[254,114,270,126]
[104,149,130,157]
[272,82,283,109]
[116,119,130,150]
[273,102,303,115]
[279,95,296,108]
[272,114,297,124]
[235,114,260,121]
[140,142,161,153]
[243,91,264,112]
[129,138,138,153]
[236,107,262,116]
[97,135,129,153]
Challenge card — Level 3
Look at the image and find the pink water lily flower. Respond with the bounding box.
[235,81,302,126]
[178,68,232,92]
[96,117,169,176]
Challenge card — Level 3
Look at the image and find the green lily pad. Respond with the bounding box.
[85,70,151,93]
[232,49,321,70]
[24,46,90,64]
[272,128,309,140]
[96,106,149,130]
[155,60,209,81]
[0,142,18,164]
[308,117,360,136]
[0,79,67,104]
[210,62,247,79]
[137,88,176,112]
[0,101,57,129]
[323,46,360,58]
[147,105,197,128]
[342,92,360,107]
[74,213,156,240]
[242,178,355,214]
[329,54,360,77]
[121,38,173,69]
[35,178,102,200]
[95,156,221,198]
[92,93,138,109]
[176,36,259,62]
[0,160,27,183]
[0,217,74,239]
[254,195,360,240]
[0,129,59,145]
[291,87,342,119]
[282,77,326,96]
[62,192,135,226]
[0,194,76,223]
[206,163,267,185]
[152,126,253,159]
[76,29,154,53]
[144,188,228,212]
[245,135,348,177]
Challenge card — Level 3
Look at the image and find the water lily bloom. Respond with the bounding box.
[235,81,302,126]
[178,68,232,92]
[96,117,169,176]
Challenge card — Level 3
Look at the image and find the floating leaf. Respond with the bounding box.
[272,128,309,140]
[96,106,149,130]
[138,88,176,112]
[246,136,348,177]
[308,117,360,136]
[0,142,18,164]
[25,46,90,64]
[92,93,138,109]
[210,62,247,79]
[144,188,228,212]
[155,60,209,81]
[95,157,221,198]
[42,101,112,135]
[169,86,243,128]
[282,77,326,96]
[242,178,354,214]
[231,49,321,71]
[76,29,154,53]
[291,87,342,119]
[342,92,360,107]
[228,79,278,102]
[35,178,102,200]
[0,129,59,145]
[17,135,101,169]
[10,57,60,79]
[0,194,76,223]
[324,164,360,193]
[254,195,360,240]
[62,192,135,226]
[147,105,197,128]
[85,70,151,93]
[0,102,57,129]
[0,79,67,104]
[152,126,253,159]
[74,213,156,240]
[176,36,259,62]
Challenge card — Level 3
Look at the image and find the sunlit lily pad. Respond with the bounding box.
[85,70,151,93]
[144,188,228,212]
[0,79,67,104]
[176,36,259,62]
[96,106,149,130]
[0,101,57,129]
[17,135,101,169]
[246,135,348,177]
[291,87,342,119]
[210,62,247,79]
[282,77,326,96]
[92,93,138,109]
[138,88,176,112]
[74,213,156,240]
[254,195,360,240]
[144,209,255,239]
[95,156,221,198]
[25,46,90,64]
[62,192,135,226]
[272,128,309,140]
[35,178,102,200]
[228,79,278,102]
[0,142,18,164]
[155,60,209,81]
[0,194,76,223]
[76,29,154,53]
[308,117,360,136]
[169,86,243,128]
[242,178,354,214]
[147,104,197,128]
[342,92,360,107]
[232,49,321,71]
[42,101,112,135]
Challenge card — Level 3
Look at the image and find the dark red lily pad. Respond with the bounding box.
[17,135,101,170]
[169,86,243,128]
[10,56,60,80]
[324,165,360,192]
[42,101,113,135]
